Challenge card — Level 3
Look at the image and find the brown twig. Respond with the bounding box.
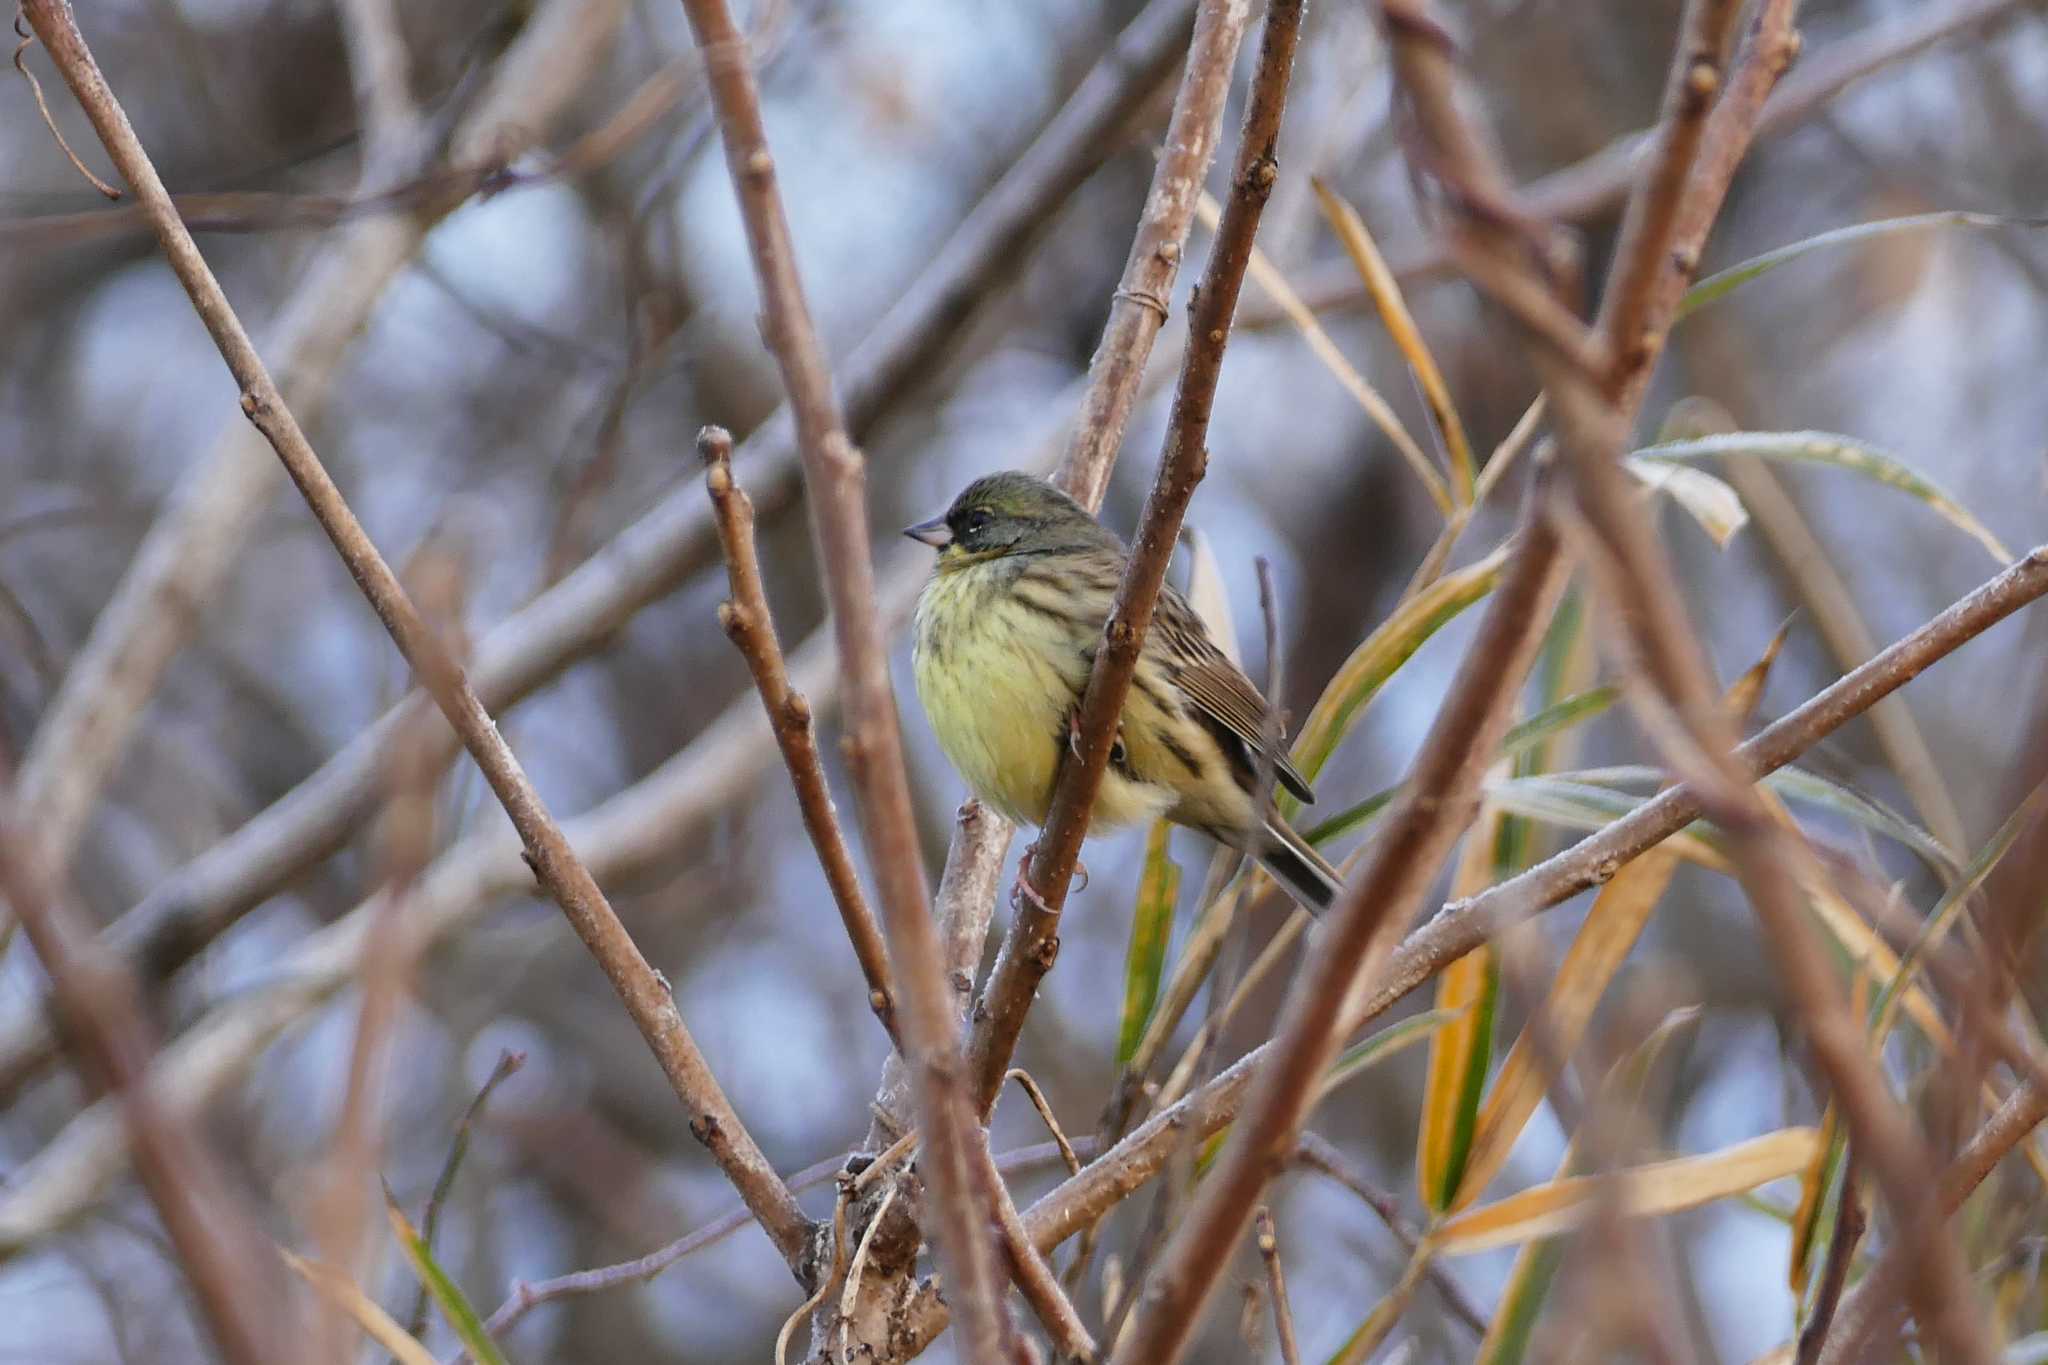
[1292,1133,1490,1338]
[1794,1147,1863,1365]
[5,0,620,944]
[675,0,1012,1351]
[0,787,284,1364]
[1109,479,1571,1364]
[1050,0,1255,513]
[408,1048,525,1343]
[978,1134,1099,1362]
[1260,0,2034,321]
[967,0,1298,1117]
[699,424,899,1041]
[0,0,1203,1109]
[312,550,463,1364]
[1253,1209,1302,1365]
[1401,0,1995,1352]
[11,11,118,197]
[1355,543,2048,1032]
[15,0,817,1281]
[1817,1078,2048,1364]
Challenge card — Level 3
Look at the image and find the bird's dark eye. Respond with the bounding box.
[958,509,992,539]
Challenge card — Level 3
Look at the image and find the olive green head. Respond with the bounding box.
[904,471,1119,567]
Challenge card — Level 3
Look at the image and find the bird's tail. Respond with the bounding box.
[1253,816,1341,916]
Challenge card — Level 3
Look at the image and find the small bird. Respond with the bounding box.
[905,471,1341,914]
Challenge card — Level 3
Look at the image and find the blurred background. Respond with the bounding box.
[3,0,2046,1360]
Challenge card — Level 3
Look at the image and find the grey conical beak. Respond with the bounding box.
[903,516,952,548]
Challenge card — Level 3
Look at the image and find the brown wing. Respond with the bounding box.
[1155,588,1316,805]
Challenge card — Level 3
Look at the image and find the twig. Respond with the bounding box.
[11,12,118,197]
[1253,1209,1301,1365]
[1817,1078,2048,1364]
[776,1185,853,1365]
[968,0,1298,1117]
[1722,454,1968,856]
[0,788,284,1364]
[978,1133,1099,1362]
[1260,0,2035,320]
[1794,1147,1862,1365]
[1292,1133,1489,1338]
[1400,0,1996,1353]
[1050,0,1254,512]
[1006,1069,1085,1177]
[1109,478,1571,1365]
[16,0,816,1280]
[0,0,1199,1109]
[5,0,620,939]
[1356,544,2048,1031]
[407,1049,525,1342]
[699,424,898,1041]
[675,0,1011,1351]
[313,559,463,1364]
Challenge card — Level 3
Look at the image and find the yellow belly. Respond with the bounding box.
[911,564,1174,832]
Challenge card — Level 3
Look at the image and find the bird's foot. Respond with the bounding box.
[1065,708,1129,768]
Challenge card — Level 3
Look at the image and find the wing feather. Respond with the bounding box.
[1157,588,1315,805]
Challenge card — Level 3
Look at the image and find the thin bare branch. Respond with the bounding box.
[408,1048,525,1343]
[0,793,284,1364]
[675,0,1011,1349]
[1109,482,1570,1364]
[0,0,1200,1112]
[700,424,898,1041]
[17,0,814,1279]
[978,1134,1098,1362]
[969,0,1299,1116]
[1253,1209,1302,1365]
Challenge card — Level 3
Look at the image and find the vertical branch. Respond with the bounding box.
[15,0,816,1279]
[1382,1,1997,1361]
[967,0,1304,1116]
[1110,490,1571,1365]
[700,426,899,1042]
[0,794,285,1365]
[1051,0,1259,514]
[672,0,1014,1351]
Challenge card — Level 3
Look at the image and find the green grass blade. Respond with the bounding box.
[387,1187,512,1365]
[1676,210,2046,321]
[1116,821,1181,1066]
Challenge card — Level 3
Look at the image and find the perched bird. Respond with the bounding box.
[905,471,1341,914]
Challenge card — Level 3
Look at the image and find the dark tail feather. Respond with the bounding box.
[1254,817,1340,916]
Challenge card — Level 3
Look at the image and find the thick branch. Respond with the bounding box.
[967,0,1296,1117]
[675,0,1012,1348]
[17,0,814,1277]
[1110,486,1570,1364]
[0,806,285,1364]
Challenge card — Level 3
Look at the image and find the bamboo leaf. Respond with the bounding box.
[1419,809,1506,1213]
[1870,778,2048,1045]
[387,1188,511,1365]
[1676,210,2048,321]
[1286,544,1509,814]
[1454,850,1681,1210]
[1435,1128,1822,1255]
[1472,1237,1568,1365]
[1483,775,1729,871]
[1634,431,2010,564]
[282,1248,441,1365]
[1625,456,1749,547]
[1117,822,1181,1065]
[1322,1007,1460,1098]
[1200,190,1453,514]
[1180,524,1242,668]
[1724,614,1795,728]
[1303,784,1398,847]
[1311,177,1476,503]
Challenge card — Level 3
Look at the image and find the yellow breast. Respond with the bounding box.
[911,562,1173,832]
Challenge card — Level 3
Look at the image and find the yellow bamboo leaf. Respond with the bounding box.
[1418,806,1504,1212]
[1435,1128,1821,1256]
[1310,177,1475,503]
[281,1248,440,1365]
[1196,192,1451,515]
[1453,848,1680,1211]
